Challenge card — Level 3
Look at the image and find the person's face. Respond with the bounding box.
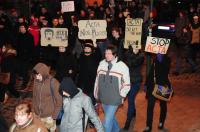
[179,12,183,17]
[19,26,26,34]
[63,91,70,97]
[105,49,115,62]
[58,18,64,24]
[18,18,24,23]
[36,73,43,82]
[59,46,66,52]
[41,8,47,14]
[84,47,92,56]
[15,112,31,126]
[2,45,6,53]
[52,19,59,26]
[112,30,119,38]
[133,48,139,54]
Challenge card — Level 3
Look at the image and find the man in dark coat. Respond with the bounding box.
[16,23,34,89]
[77,42,101,105]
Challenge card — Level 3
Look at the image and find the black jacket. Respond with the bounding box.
[55,50,77,82]
[16,32,34,61]
[77,48,101,94]
[145,56,171,96]
[124,50,144,84]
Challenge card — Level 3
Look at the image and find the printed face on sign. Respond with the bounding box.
[45,29,54,40]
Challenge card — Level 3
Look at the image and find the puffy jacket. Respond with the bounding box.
[60,89,104,132]
[94,57,130,105]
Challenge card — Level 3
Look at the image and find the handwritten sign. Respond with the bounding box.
[41,28,68,47]
[78,20,107,40]
[124,18,143,49]
[145,37,170,54]
[61,1,75,12]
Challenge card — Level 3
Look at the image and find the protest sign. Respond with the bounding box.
[41,28,68,47]
[78,20,107,41]
[124,18,143,49]
[145,36,170,54]
[61,1,75,12]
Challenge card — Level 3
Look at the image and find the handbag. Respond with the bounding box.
[152,63,173,101]
[0,72,10,85]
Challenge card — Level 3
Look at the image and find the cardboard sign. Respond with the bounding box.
[124,18,143,49]
[145,37,170,54]
[78,20,107,40]
[61,1,75,12]
[41,28,68,47]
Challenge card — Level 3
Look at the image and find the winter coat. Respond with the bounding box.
[60,89,104,132]
[77,49,101,94]
[145,56,171,97]
[191,23,200,44]
[55,51,77,82]
[32,63,62,119]
[28,25,40,46]
[175,16,189,38]
[9,114,48,132]
[124,50,144,84]
[16,32,34,62]
[94,57,130,105]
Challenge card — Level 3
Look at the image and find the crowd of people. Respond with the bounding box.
[0,0,199,132]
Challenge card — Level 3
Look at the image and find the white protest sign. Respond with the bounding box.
[124,18,143,49]
[78,20,107,40]
[145,36,170,54]
[61,1,75,12]
[41,28,68,47]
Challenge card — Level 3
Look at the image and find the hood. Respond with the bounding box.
[59,77,79,98]
[33,63,50,78]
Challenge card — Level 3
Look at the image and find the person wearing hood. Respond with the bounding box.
[32,62,62,132]
[1,42,20,100]
[77,41,101,105]
[59,77,104,132]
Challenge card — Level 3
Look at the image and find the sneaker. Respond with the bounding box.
[143,126,152,132]
[158,122,163,129]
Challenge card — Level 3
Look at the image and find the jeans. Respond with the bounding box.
[146,95,167,128]
[127,83,140,121]
[102,104,120,132]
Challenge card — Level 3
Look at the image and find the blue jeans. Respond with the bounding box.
[102,104,120,132]
[127,83,140,121]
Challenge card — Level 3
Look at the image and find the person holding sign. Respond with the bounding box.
[122,46,144,131]
[143,53,171,132]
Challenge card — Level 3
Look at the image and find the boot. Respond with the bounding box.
[123,119,131,130]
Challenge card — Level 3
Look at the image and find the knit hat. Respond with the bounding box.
[59,77,79,98]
